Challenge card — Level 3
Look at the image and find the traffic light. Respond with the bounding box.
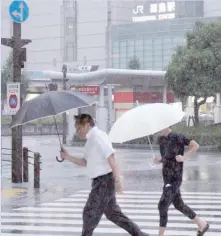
[48,83,58,91]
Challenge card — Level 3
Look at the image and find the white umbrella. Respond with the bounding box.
[109,103,185,167]
[109,103,185,144]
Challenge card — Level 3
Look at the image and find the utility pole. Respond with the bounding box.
[1,25,31,183]
[62,64,67,144]
[1,0,31,183]
[106,1,113,131]
[106,1,111,68]
[12,22,22,183]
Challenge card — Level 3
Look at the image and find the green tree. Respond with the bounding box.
[128,56,141,70]
[166,21,221,125]
[1,53,29,107]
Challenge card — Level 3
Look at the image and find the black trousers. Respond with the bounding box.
[158,185,197,227]
[81,172,144,236]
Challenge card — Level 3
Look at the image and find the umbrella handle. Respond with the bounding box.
[56,147,65,163]
[56,156,65,162]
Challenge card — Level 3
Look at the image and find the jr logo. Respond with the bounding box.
[133,5,144,14]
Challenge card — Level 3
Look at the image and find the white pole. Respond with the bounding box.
[136,101,155,167]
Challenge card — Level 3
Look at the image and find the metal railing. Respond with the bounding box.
[1,147,41,188]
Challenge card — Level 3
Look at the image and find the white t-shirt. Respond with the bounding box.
[83,126,115,179]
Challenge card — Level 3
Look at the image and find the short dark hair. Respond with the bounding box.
[74,114,95,127]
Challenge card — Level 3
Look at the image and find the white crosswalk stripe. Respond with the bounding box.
[1,190,221,236]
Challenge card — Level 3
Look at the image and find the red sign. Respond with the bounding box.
[9,94,18,108]
[73,86,100,95]
[114,92,175,103]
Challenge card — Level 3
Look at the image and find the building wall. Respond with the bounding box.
[204,0,221,17]
[1,0,109,71]
[1,0,64,71]
[2,0,221,72]
[1,0,13,67]
[75,0,108,68]
[113,85,175,120]
[110,16,221,70]
[62,1,78,66]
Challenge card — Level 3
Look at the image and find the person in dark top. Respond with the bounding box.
[153,127,209,236]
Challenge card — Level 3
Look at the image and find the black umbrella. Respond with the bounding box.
[10,90,97,162]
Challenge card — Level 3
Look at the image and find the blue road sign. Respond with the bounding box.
[9,0,29,23]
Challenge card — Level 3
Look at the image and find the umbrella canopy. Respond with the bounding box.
[109,103,185,143]
[10,90,97,128]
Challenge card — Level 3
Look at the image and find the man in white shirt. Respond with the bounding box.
[60,114,150,236]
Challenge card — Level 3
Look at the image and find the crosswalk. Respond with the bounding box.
[1,190,221,236]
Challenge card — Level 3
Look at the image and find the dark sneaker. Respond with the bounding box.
[197,223,209,236]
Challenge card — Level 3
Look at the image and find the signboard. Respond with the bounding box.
[6,83,21,115]
[72,86,100,96]
[9,0,29,23]
[77,65,99,72]
[132,1,175,22]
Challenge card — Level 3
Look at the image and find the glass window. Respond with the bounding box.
[112,42,119,54]
[66,18,75,36]
[112,41,119,49]
[139,58,144,69]
[172,37,183,47]
[163,36,172,48]
[144,60,153,70]
[120,41,126,53]
[153,38,162,52]
[154,60,163,70]
[135,51,143,60]
[163,45,173,55]
[120,50,126,58]
[127,45,135,53]
[113,47,119,54]
[112,60,119,68]
[185,1,195,17]
[144,39,152,50]
[120,56,127,62]
[120,59,127,69]
[135,39,143,51]
[112,56,119,63]
[154,55,162,63]
[127,40,135,49]
[127,51,135,58]
[195,1,204,17]
[163,59,171,69]
[65,1,75,9]
[144,50,153,61]
[112,53,119,59]
[163,55,172,62]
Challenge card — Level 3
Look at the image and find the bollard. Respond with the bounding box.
[23,147,29,182]
[34,152,40,189]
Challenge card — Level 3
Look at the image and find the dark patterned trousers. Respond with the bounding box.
[158,185,197,227]
[81,172,144,236]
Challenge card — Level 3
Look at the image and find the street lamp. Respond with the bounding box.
[62,64,67,144]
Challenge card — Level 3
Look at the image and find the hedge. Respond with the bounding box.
[72,123,221,147]
[170,123,221,146]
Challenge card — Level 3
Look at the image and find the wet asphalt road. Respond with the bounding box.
[2,136,221,207]
[1,136,221,236]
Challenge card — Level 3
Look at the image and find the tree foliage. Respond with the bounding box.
[128,56,141,70]
[1,53,29,99]
[166,21,221,125]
